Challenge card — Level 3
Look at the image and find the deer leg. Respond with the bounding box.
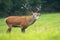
[21,28,25,33]
[7,27,11,32]
[21,27,27,33]
[7,24,12,33]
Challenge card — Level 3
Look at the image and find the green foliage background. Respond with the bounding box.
[0,0,60,17]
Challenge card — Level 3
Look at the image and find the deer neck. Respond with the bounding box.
[28,15,36,26]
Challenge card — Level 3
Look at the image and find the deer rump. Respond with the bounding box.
[5,16,36,33]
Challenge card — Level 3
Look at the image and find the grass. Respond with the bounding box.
[0,13,60,40]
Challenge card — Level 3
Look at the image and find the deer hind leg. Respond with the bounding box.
[7,24,12,33]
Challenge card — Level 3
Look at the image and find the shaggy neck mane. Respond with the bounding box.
[27,15,36,26]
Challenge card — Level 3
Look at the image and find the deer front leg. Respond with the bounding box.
[21,28,25,33]
[21,26,27,33]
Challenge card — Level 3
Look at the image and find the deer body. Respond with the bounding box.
[5,13,40,33]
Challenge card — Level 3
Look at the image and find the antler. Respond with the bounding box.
[36,5,41,13]
[36,7,40,13]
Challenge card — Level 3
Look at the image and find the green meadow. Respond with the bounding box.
[0,13,60,40]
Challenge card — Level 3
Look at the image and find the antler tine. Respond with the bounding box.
[36,7,40,13]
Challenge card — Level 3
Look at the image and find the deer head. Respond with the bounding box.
[32,13,40,20]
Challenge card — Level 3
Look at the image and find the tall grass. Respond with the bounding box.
[0,13,60,40]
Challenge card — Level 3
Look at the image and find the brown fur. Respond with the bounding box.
[5,13,40,33]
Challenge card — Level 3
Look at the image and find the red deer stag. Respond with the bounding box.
[5,13,40,33]
[5,6,40,33]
